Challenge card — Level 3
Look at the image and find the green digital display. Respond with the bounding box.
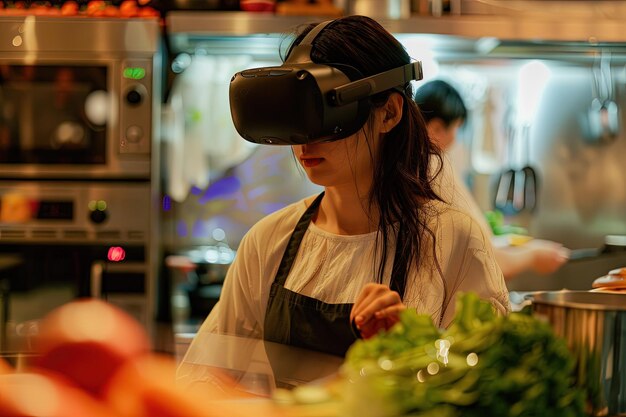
[123,67,146,80]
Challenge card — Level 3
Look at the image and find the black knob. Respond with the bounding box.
[89,209,108,224]
[126,89,143,105]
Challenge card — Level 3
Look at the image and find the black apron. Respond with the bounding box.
[263,192,406,357]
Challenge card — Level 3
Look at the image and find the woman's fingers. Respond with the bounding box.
[374,304,405,319]
[350,283,387,321]
[359,320,388,339]
[352,285,402,328]
[359,308,404,340]
[351,285,394,324]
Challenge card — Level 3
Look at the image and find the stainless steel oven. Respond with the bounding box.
[0,17,160,180]
[0,181,156,350]
[0,16,162,352]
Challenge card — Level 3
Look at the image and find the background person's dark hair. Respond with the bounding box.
[285,15,443,298]
[414,79,467,127]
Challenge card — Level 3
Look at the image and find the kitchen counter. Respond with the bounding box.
[176,332,343,395]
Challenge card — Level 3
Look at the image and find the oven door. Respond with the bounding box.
[0,59,152,179]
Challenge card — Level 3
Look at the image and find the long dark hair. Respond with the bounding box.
[285,15,443,296]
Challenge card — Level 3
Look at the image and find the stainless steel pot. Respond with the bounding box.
[528,291,626,416]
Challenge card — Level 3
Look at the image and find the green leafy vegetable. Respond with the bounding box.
[341,293,586,417]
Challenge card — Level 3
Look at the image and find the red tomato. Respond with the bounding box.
[0,7,23,15]
[45,6,62,15]
[103,4,119,16]
[30,4,57,15]
[61,1,79,15]
[86,0,105,15]
[119,0,138,17]
[137,6,159,17]
[0,371,120,417]
[240,0,276,12]
[32,298,151,397]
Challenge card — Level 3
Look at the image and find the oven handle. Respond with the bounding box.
[89,261,148,299]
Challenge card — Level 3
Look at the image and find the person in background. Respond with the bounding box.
[180,16,509,361]
[415,79,570,281]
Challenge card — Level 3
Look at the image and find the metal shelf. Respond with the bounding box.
[165,11,626,63]
[0,16,160,54]
[166,10,626,43]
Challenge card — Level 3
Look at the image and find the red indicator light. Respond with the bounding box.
[107,246,126,262]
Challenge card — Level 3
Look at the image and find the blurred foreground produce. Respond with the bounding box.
[32,298,151,397]
[0,371,121,417]
[0,295,590,417]
[105,353,277,417]
[0,298,279,417]
[342,293,586,417]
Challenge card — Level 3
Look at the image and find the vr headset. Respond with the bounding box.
[229,19,423,145]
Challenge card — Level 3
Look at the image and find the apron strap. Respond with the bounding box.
[273,192,324,287]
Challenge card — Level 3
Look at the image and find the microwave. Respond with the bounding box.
[0,17,160,180]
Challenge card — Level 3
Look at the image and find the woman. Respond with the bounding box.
[184,16,509,359]
[415,79,570,280]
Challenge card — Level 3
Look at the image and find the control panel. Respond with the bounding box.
[119,59,152,155]
[0,182,151,243]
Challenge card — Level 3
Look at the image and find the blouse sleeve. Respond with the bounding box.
[437,209,511,328]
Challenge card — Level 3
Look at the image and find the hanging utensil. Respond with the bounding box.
[510,60,551,213]
[518,123,538,212]
[497,122,537,214]
[587,50,619,144]
[494,120,517,214]
[511,124,525,213]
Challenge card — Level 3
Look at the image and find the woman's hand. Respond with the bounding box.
[495,239,570,280]
[526,239,570,275]
[350,283,406,339]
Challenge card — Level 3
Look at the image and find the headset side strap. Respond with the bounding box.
[329,61,423,106]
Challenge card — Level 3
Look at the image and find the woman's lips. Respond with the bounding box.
[301,157,323,168]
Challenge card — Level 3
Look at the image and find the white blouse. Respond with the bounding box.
[189,195,510,342]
